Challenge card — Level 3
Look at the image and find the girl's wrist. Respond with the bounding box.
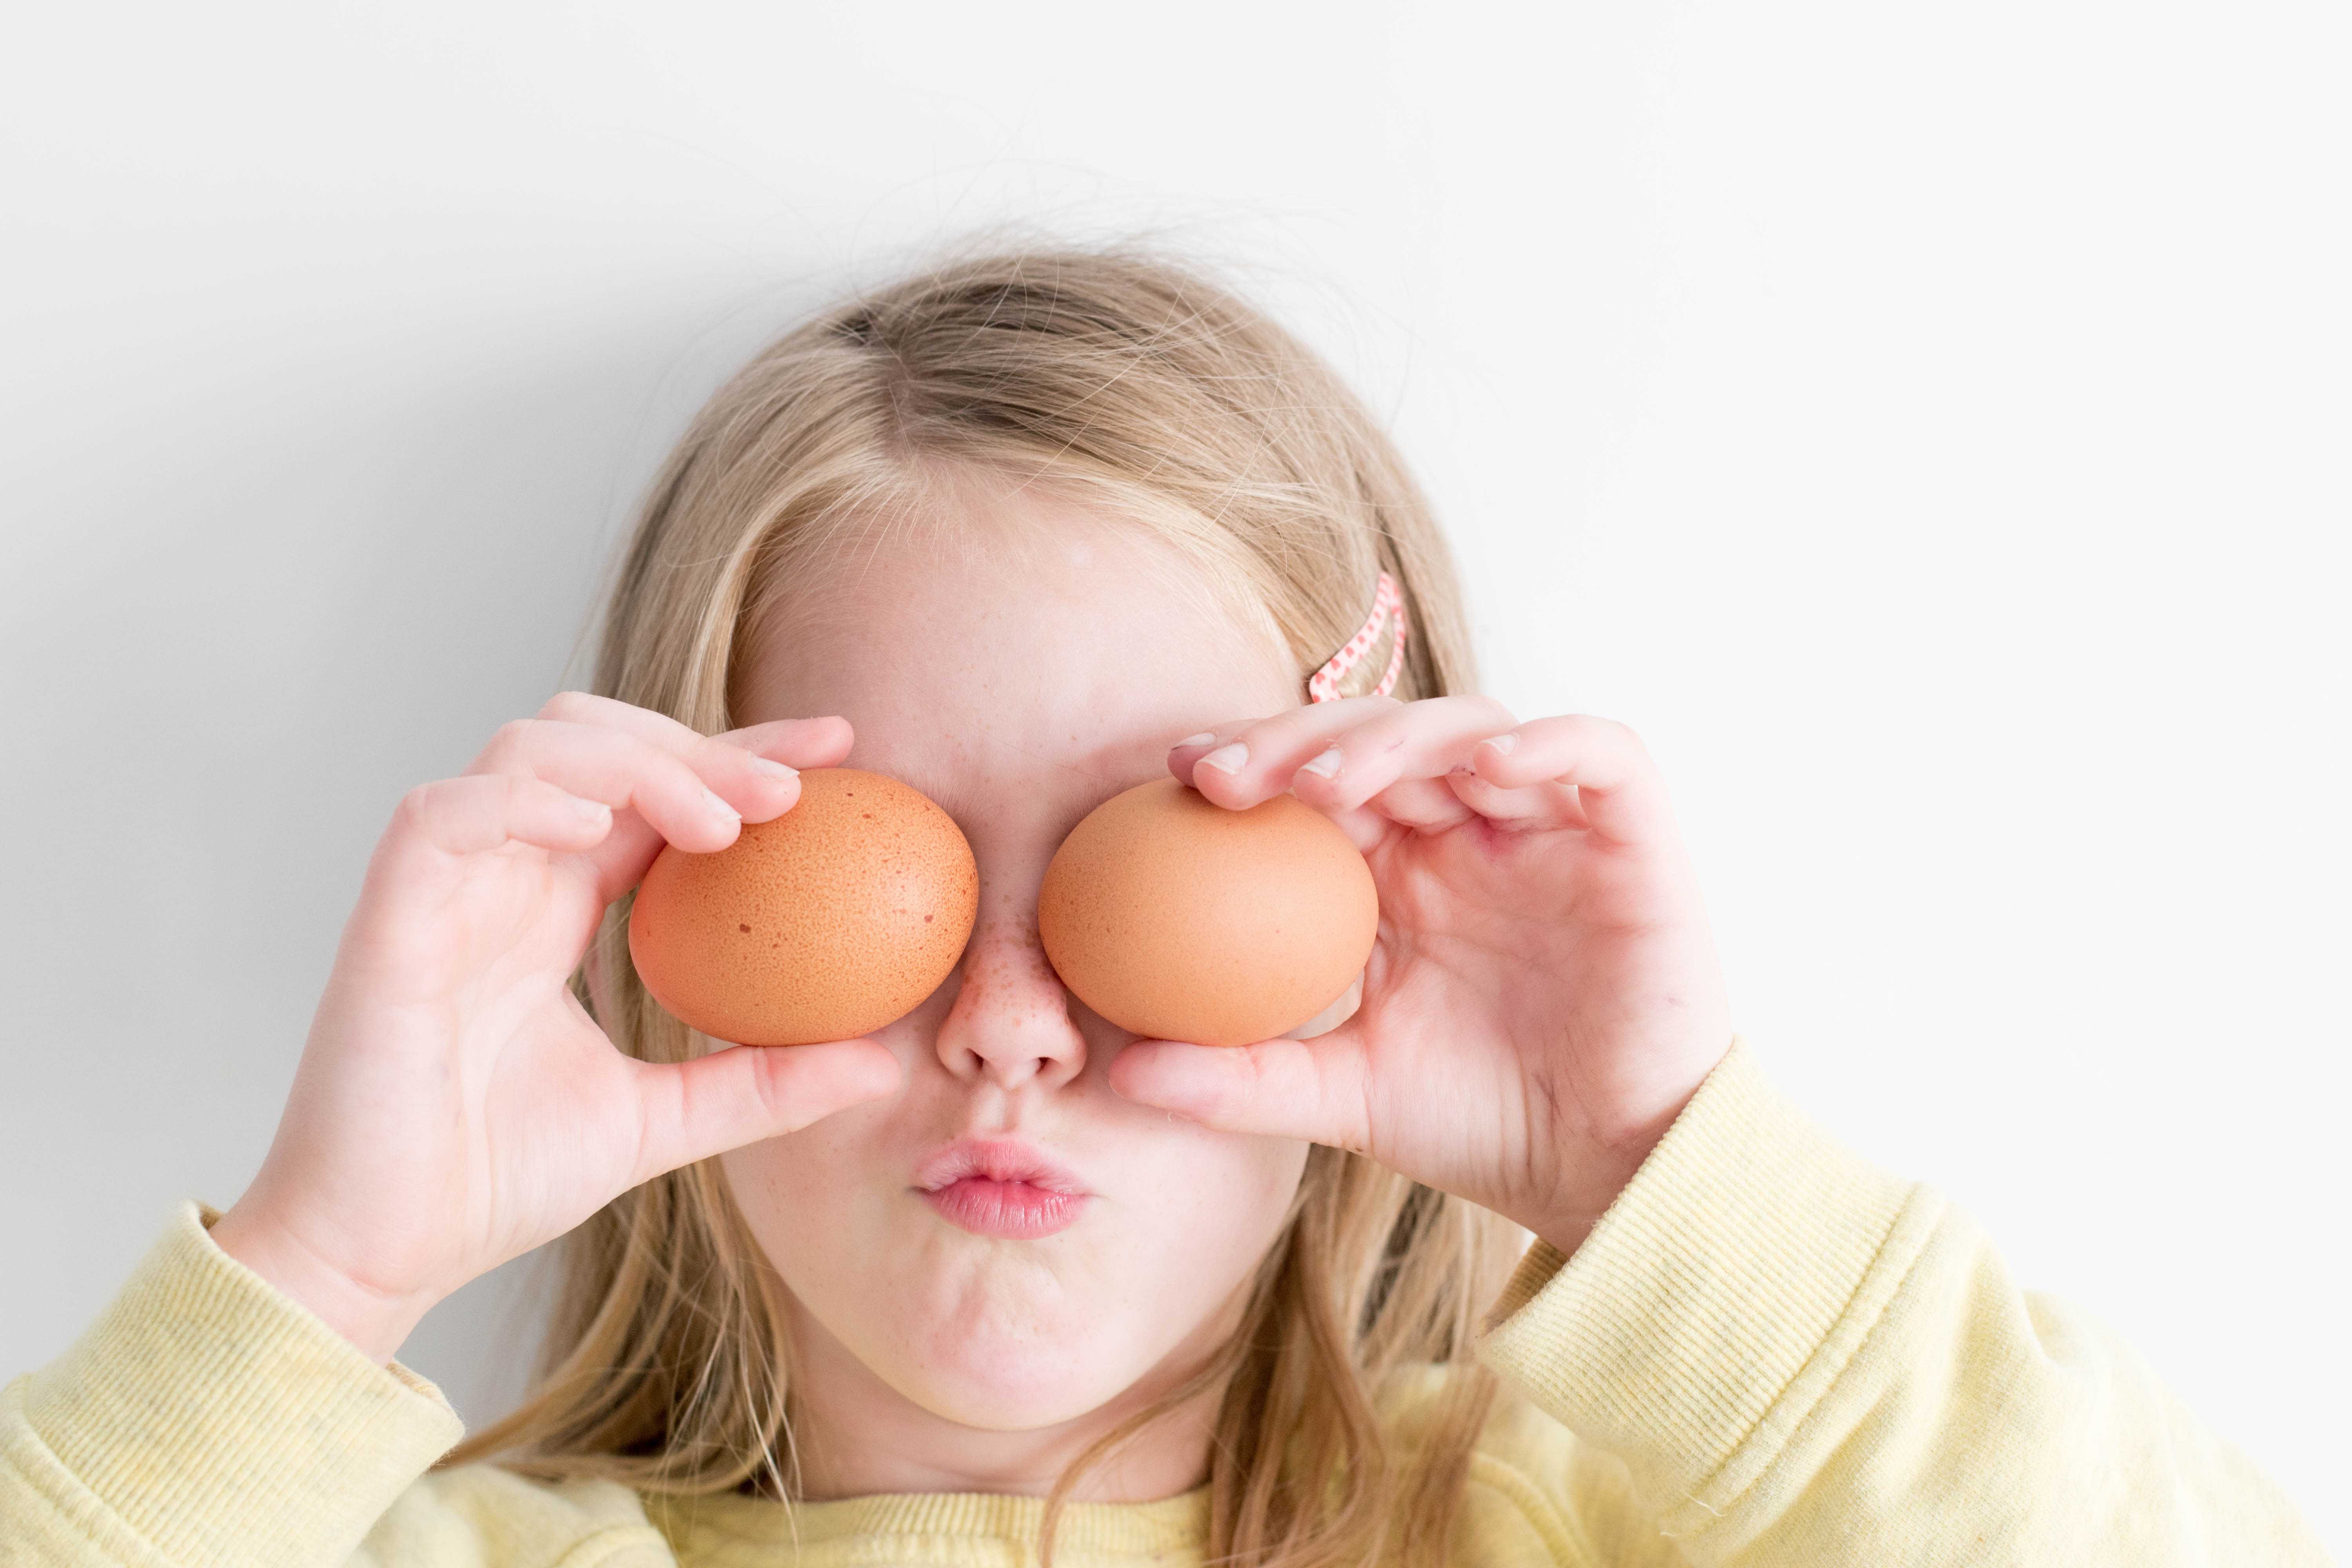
[207,1203,440,1367]
[1518,1149,1653,1260]
[1521,1071,1715,1258]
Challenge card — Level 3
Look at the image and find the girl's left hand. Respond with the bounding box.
[1106,695,1735,1255]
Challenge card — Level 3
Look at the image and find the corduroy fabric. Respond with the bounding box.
[3,1037,2330,1566]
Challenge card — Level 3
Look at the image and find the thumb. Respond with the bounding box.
[1109,1033,1372,1151]
[626,1038,903,1180]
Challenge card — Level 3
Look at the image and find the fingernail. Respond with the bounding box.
[750,756,799,782]
[1198,742,1249,773]
[1484,733,1518,755]
[701,786,740,822]
[1299,746,1343,778]
[1174,731,1219,749]
[571,796,612,825]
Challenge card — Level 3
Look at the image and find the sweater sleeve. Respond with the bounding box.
[1470,1036,2333,1566]
[0,1201,666,1568]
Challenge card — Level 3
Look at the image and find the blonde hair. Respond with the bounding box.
[437,245,1526,1565]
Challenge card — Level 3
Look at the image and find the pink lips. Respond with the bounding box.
[915,1137,1091,1240]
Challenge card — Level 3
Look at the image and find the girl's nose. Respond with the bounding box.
[932,907,1087,1092]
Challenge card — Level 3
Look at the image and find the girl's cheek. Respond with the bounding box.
[718,1100,890,1245]
[1152,1135,1313,1277]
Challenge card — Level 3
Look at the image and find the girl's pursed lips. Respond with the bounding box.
[914,1137,1091,1240]
[913,1136,1090,1197]
[919,1177,1087,1240]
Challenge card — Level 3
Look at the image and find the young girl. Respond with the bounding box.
[2,249,2328,1567]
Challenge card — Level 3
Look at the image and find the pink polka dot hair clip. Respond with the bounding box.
[1307,570,1408,704]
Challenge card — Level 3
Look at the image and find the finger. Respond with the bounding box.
[713,713,858,791]
[626,1039,904,1180]
[557,709,853,905]
[1321,800,1396,856]
[1361,772,1483,835]
[390,773,615,858]
[473,717,750,857]
[1443,762,1594,832]
[530,691,834,822]
[1279,694,1520,814]
[1168,694,1410,805]
[1467,715,1672,846]
[553,690,852,762]
[1107,1033,1374,1152]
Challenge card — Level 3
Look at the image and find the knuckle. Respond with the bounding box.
[748,1051,797,1127]
[686,734,739,776]
[391,779,446,838]
[1340,702,1406,747]
[650,745,708,794]
[486,717,535,758]
[539,689,599,722]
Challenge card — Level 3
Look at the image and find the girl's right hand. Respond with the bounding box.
[208,693,903,1365]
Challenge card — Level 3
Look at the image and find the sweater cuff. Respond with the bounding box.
[5,1199,466,1566]
[1474,1035,1942,1517]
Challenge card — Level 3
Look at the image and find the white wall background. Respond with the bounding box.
[5,0,2345,1553]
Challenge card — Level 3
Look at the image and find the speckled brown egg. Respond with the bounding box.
[628,767,978,1046]
[1036,777,1378,1047]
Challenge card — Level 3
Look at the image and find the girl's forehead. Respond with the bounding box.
[737,510,1298,818]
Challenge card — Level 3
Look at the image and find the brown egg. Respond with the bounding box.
[628,767,979,1046]
[1037,777,1378,1047]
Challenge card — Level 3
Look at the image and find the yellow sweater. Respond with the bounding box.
[2,1038,2330,1566]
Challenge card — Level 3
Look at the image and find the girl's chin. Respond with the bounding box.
[873,1336,1143,1433]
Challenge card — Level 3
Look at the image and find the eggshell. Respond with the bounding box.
[628,767,978,1046]
[1036,777,1378,1047]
